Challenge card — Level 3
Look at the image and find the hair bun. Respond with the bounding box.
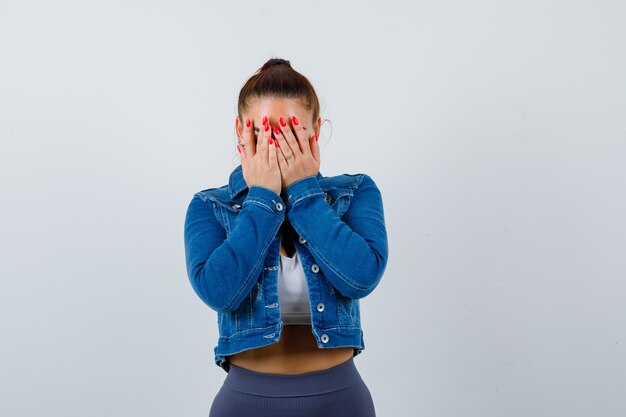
[261,58,292,71]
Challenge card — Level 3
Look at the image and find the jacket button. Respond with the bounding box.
[311,264,319,273]
[316,303,325,312]
[232,203,241,209]
[321,334,329,343]
[324,193,332,204]
[298,235,307,244]
[275,202,283,211]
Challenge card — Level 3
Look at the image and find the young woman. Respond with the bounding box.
[184,58,389,416]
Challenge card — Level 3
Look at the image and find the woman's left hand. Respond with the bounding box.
[271,115,320,192]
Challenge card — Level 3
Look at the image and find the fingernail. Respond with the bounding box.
[265,123,270,132]
[262,116,268,126]
[268,138,273,145]
[245,118,251,128]
[237,145,241,153]
[273,125,281,135]
[279,117,287,127]
[291,115,299,126]
[315,133,319,142]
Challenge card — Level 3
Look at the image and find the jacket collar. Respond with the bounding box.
[229,164,323,199]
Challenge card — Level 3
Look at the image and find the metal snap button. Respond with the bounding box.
[275,202,283,211]
[316,303,325,312]
[321,334,329,343]
[232,203,241,209]
[311,264,319,273]
[324,193,332,204]
[298,235,307,244]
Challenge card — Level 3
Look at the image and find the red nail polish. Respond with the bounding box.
[279,117,287,127]
[273,125,281,135]
[315,133,319,142]
[268,138,273,145]
[291,116,299,126]
[275,139,279,147]
[262,116,268,126]
[245,118,251,127]
[237,145,241,153]
[265,123,270,132]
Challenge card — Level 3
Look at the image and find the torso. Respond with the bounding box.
[226,223,354,375]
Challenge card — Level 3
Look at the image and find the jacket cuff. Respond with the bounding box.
[244,185,287,215]
[285,175,325,209]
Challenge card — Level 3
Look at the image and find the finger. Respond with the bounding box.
[272,122,292,162]
[242,116,256,159]
[237,143,245,162]
[276,116,300,158]
[309,132,320,162]
[290,115,310,156]
[275,136,289,172]
[259,117,271,165]
[268,130,278,168]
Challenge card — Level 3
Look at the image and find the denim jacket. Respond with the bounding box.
[183,164,388,372]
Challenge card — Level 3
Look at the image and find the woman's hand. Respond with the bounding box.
[238,116,282,195]
[272,115,320,191]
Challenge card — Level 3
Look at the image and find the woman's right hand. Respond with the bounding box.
[238,116,282,195]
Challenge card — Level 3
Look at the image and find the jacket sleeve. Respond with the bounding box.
[285,173,388,299]
[184,186,286,312]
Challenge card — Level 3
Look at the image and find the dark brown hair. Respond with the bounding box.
[237,58,320,125]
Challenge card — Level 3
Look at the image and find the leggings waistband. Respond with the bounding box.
[223,357,363,397]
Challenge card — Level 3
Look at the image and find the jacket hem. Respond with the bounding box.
[214,323,366,373]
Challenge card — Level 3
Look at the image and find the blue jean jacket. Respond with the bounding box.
[184,164,388,372]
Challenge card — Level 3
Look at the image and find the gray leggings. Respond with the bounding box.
[209,357,376,416]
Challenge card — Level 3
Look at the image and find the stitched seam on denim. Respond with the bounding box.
[337,299,355,326]
[214,205,230,235]
[218,323,282,339]
[217,325,362,342]
[287,173,363,209]
[288,190,325,208]
[243,198,275,214]
[208,198,239,213]
[355,173,366,188]
[323,185,358,192]
[195,192,212,207]
[314,325,362,331]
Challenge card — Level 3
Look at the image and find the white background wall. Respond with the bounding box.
[1,1,625,416]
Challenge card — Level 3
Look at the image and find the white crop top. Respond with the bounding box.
[278,251,312,325]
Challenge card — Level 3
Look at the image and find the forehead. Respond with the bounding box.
[245,96,309,118]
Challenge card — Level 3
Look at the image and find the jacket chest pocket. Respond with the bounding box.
[211,200,242,237]
[324,190,354,218]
